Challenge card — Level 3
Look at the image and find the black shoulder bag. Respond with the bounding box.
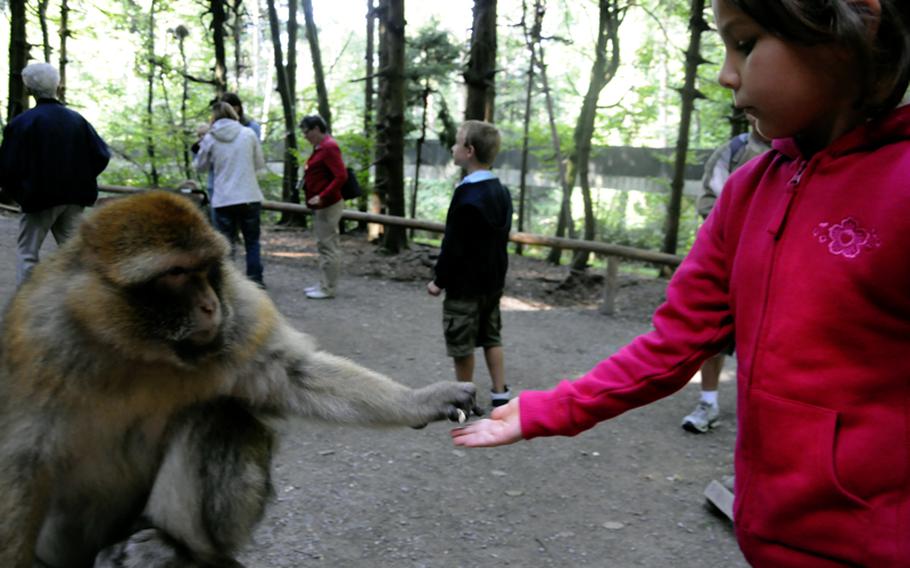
[340,167,363,200]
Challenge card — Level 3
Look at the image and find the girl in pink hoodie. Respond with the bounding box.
[452,1,910,565]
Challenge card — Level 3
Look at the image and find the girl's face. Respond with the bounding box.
[712,0,866,153]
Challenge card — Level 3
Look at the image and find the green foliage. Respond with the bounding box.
[100,78,215,188]
[333,129,374,193]
[409,177,456,225]
[404,22,460,141]
[0,0,737,255]
[405,23,461,87]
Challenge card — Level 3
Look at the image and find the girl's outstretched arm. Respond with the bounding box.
[450,399,523,447]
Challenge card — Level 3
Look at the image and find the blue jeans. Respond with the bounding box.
[213,202,264,285]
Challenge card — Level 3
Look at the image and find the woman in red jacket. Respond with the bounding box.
[452,1,910,565]
[300,115,347,299]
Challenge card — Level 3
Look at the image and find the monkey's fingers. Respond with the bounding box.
[446,406,467,423]
[446,403,485,423]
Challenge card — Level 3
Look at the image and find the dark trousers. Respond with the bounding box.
[213,202,264,285]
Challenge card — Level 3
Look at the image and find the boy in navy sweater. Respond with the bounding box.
[427,120,513,408]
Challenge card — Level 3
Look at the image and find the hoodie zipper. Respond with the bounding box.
[766,159,808,239]
[748,156,813,394]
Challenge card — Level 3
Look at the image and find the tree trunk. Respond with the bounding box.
[302,0,332,129]
[176,26,192,179]
[286,0,298,112]
[365,0,375,137]
[545,154,577,264]
[211,0,228,95]
[230,0,244,90]
[37,0,51,62]
[538,5,574,264]
[662,0,708,257]
[464,0,496,121]
[568,0,624,273]
[410,81,430,231]
[371,0,388,242]
[58,0,69,104]
[251,0,266,133]
[7,0,29,122]
[145,0,160,187]
[362,0,376,233]
[286,0,301,221]
[266,0,304,226]
[516,0,544,256]
[376,0,407,253]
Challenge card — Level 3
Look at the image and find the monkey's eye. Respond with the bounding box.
[157,266,194,289]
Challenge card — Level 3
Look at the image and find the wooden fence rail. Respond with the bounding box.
[95,185,683,314]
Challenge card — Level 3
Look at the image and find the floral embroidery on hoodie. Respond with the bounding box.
[813,217,881,258]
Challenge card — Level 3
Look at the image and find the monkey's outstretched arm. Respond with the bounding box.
[231,326,477,428]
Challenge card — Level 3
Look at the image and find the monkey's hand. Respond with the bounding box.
[410,381,483,429]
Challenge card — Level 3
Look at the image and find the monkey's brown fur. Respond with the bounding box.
[0,191,477,568]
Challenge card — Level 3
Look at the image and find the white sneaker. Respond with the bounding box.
[306,288,334,299]
[681,400,719,433]
[304,285,319,293]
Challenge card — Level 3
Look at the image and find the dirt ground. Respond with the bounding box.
[0,210,747,567]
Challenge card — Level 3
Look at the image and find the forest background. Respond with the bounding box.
[0,0,738,270]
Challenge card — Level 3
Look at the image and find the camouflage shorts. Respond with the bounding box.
[442,291,503,358]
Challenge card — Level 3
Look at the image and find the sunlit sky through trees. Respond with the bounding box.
[0,0,725,149]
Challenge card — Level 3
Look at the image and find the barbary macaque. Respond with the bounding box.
[0,191,478,568]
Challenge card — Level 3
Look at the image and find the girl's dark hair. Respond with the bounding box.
[729,0,910,116]
[299,115,328,133]
[221,92,248,123]
[211,101,239,122]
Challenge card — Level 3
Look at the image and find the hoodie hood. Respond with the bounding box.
[209,118,244,143]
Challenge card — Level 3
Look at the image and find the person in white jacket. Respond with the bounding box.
[194,101,267,287]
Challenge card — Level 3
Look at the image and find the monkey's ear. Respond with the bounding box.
[79,191,230,286]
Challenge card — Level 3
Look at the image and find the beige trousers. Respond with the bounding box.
[313,199,344,295]
[17,204,84,287]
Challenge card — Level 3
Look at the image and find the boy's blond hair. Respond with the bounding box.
[460,120,501,166]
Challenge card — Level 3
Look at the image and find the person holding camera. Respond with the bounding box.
[299,115,347,300]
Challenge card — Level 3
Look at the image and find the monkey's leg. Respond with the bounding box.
[95,399,274,568]
[92,528,200,568]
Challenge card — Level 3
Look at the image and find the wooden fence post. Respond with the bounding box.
[600,256,619,316]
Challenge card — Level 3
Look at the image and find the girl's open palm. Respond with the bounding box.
[450,398,523,447]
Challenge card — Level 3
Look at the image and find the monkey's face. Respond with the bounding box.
[74,191,237,363]
[128,261,227,359]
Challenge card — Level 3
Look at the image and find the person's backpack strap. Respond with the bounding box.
[727,133,750,173]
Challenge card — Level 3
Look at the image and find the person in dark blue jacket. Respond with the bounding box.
[427,120,513,409]
[0,62,110,286]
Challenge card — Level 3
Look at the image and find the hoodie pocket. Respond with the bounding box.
[737,391,869,562]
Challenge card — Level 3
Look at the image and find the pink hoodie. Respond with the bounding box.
[520,104,910,566]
